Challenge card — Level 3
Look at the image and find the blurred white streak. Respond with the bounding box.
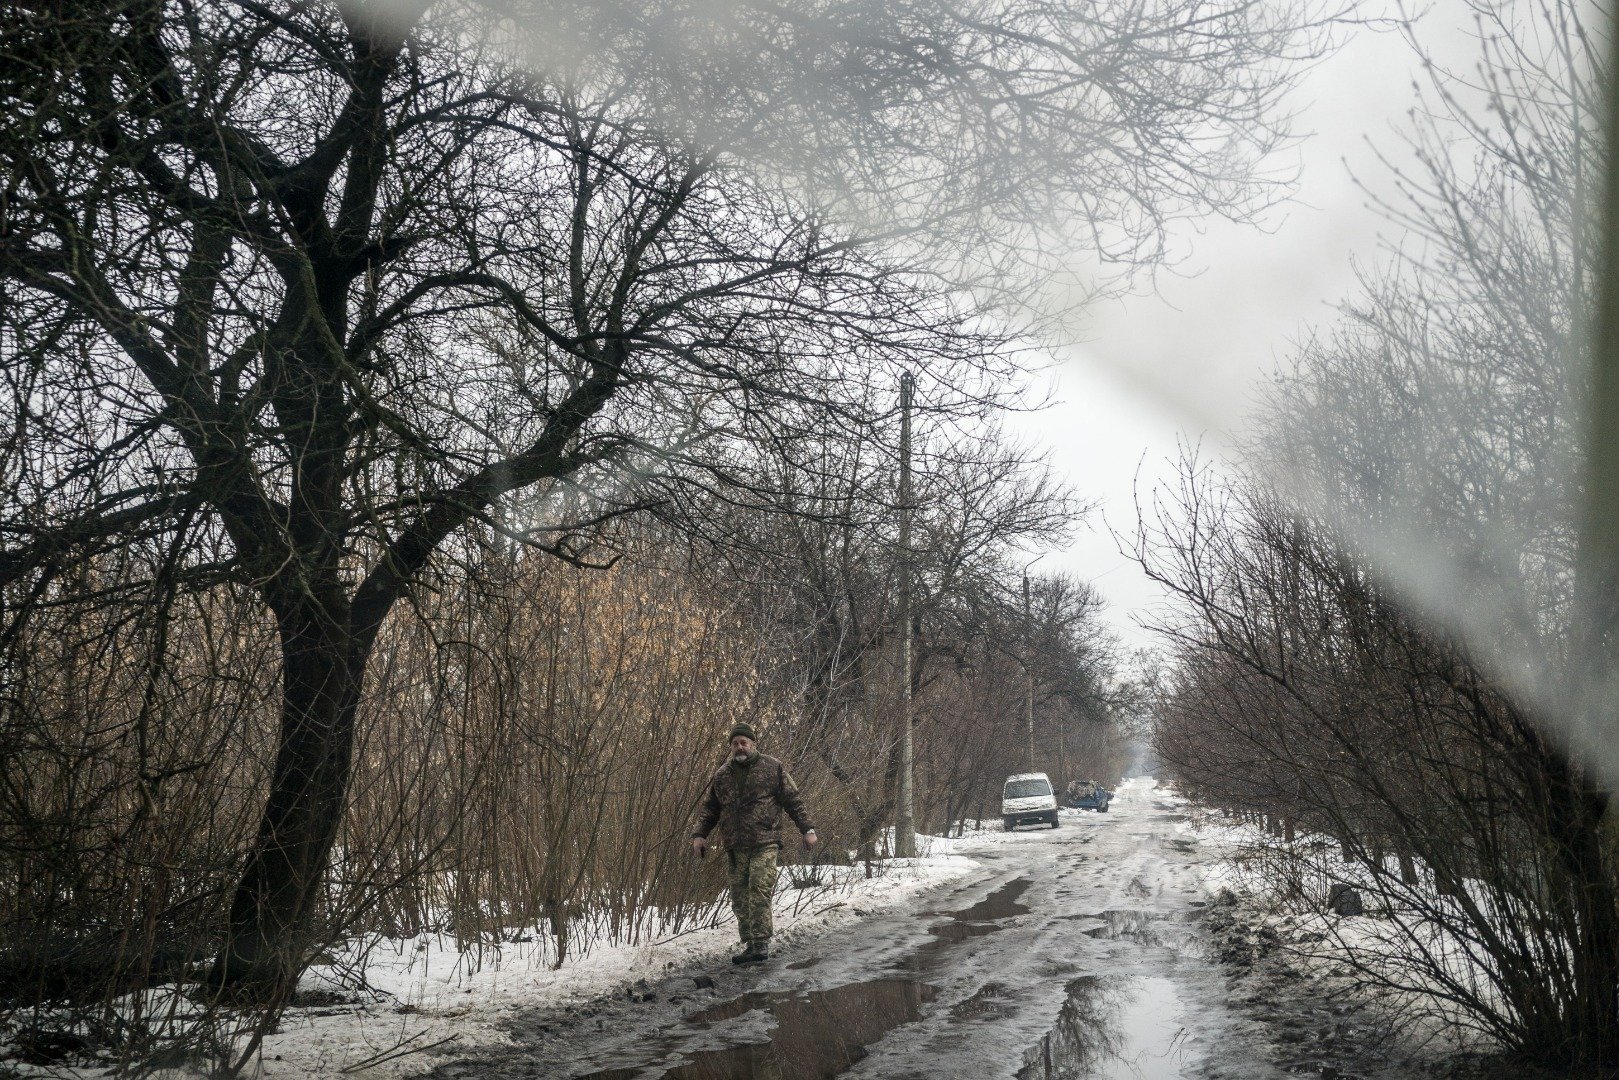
[359,0,1335,308]
[353,0,1618,787]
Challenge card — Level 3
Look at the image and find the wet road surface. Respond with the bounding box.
[432,779,1298,1080]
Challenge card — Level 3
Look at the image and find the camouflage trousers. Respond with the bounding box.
[725,844,779,945]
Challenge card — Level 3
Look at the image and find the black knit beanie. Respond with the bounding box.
[729,722,758,742]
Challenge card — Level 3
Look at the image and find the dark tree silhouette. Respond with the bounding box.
[0,0,1325,998]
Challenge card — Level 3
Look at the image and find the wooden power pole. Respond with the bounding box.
[1057,705,1067,790]
[895,372,918,858]
[1024,569,1035,773]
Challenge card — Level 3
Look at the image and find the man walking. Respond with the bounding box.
[691,722,818,964]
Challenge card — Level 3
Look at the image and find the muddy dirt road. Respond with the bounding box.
[426,780,1351,1080]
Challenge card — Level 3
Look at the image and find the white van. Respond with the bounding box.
[1001,772,1059,831]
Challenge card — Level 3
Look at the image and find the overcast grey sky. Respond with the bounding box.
[1015,8,1471,657]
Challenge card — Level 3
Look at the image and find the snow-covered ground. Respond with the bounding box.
[415,776,1378,1080]
[248,843,981,1076]
[1184,810,1504,1064]
[12,779,1448,1079]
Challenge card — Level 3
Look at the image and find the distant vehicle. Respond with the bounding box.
[1001,772,1059,830]
[1064,779,1112,813]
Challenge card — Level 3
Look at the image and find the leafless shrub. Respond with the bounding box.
[1138,0,1619,1065]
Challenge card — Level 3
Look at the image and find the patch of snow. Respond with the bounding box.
[1181,803,1505,1059]
[246,845,980,1077]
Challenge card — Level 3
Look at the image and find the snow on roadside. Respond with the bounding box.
[262,786,1142,1076]
[1176,801,1498,1062]
[250,846,980,1078]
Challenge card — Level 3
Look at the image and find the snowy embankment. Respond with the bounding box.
[1182,807,1501,1062]
[254,838,978,1077]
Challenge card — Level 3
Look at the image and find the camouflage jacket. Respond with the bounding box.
[693,753,815,850]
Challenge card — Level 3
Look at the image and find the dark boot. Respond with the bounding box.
[732,940,769,965]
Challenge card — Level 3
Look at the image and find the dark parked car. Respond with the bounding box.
[1064,780,1112,812]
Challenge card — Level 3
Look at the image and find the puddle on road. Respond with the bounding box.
[1017,975,1194,1080]
[950,980,1017,1022]
[1082,910,1166,946]
[578,979,938,1080]
[944,878,1032,921]
[563,848,1230,1080]
[686,991,774,1026]
[901,878,1033,971]
[925,920,1005,946]
[577,881,1039,1079]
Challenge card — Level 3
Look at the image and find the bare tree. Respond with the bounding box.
[1143,463,1619,1066]
[678,405,1084,856]
[0,0,1329,999]
[1139,0,1618,1062]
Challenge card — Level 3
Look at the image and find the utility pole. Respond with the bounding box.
[1057,703,1067,790]
[895,372,918,858]
[1024,569,1035,773]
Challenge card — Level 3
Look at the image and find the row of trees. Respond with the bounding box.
[0,475,1128,1065]
[0,0,1323,1020]
[1144,0,1619,1068]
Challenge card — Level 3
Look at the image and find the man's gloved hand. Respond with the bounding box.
[691,837,709,858]
[804,830,819,848]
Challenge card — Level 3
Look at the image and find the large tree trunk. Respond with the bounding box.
[213,597,368,1001]
[1546,766,1619,1067]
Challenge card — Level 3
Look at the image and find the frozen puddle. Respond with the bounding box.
[1016,975,1196,1080]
